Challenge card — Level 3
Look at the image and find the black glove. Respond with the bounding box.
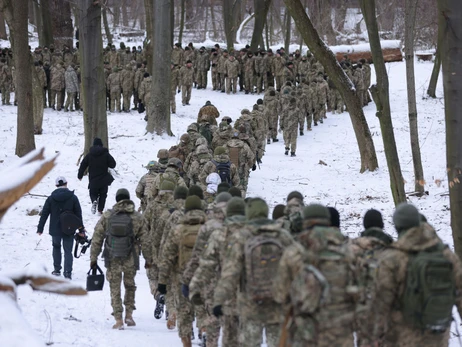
[213,305,223,318]
[252,164,256,171]
[90,260,97,269]
[181,284,189,298]
[157,283,167,295]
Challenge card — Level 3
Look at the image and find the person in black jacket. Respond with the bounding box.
[78,137,117,214]
[37,176,85,279]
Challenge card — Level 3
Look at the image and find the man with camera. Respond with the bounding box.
[37,176,86,280]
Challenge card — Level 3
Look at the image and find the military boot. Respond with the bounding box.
[267,139,271,145]
[166,312,176,330]
[181,336,192,347]
[112,319,124,330]
[284,148,289,155]
[125,312,136,326]
[272,138,279,142]
[291,152,296,157]
[300,129,304,136]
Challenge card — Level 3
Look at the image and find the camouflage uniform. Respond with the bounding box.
[225,57,240,94]
[352,66,365,107]
[108,49,120,68]
[281,100,301,155]
[0,63,12,105]
[264,89,280,141]
[90,199,151,321]
[133,66,145,110]
[158,208,207,341]
[362,61,371,104]
[226,137,255,192]
[139,75,152,114]
[217,53,228,92]
[367,224,462,347]
[171,46,184,67]
[107,68,122,112]
[147,166,186,202]
[272,55,286,91]
[211,122,233,152]
[121,65,135,112]
[198,153,240,191]
[214,208,294,347]
[135,168,160,212]
[197,103,220,125]
[210,52,220,90]
[171,65,180,113]
[64,65,78,112]
[187,146,212,186]
[196,50,210,89]
[283,65,296,85]
[50,64,65,111]
[244,55,255,93]
[263,52,274,89]
[180,64,194,105]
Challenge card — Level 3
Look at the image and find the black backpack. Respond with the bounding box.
[213,160,232,185]
[56,197,82,236]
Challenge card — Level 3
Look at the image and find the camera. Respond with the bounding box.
[74,233,92,258]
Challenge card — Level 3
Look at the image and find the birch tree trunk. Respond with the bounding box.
[146,0,172,136]
[405,0,425,195]
[78,0,108,154]
[438,0,462,259]
[360,0,406,205]
[284,0,378,173]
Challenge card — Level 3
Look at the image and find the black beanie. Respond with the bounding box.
[116,188,130,202]
[328,207,340,228]
[217,182,231,194]
[363,209,384,229]
[287,191,303,202]
[188,184,204,200]
[93,137,103,147]
[272,204,286,220]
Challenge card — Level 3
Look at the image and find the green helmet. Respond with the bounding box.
[188,185,204,200]
[215,192,232,204]
[168,157,182,169]
[146,160,158,170]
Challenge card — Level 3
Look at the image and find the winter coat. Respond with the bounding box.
[77,145,116,190]
[64,66,79,93]
[179,66,194,87]
[37,188,83,236]
[224,59,240,78]
[50,64,65,91]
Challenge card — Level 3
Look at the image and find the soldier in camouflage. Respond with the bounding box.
[147,157,186,203]
[196,47,210,89]
[90,189,152,330]
[50,63,65,111]
[187,145,213,187]
[0,59,12,105]
[180,60,194,106]
[198,146,240,192]
[135,160,161,212]
[197,100,220,125]
[64,65,79,112]
[281,98,301,157]
[107,66,122,113]
[226,130,255,194]
[121,64,135,112]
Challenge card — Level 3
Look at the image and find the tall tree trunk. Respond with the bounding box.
[146,0,172,135]
[284,7,291,52]
[360,0,406,205]
[33,0,43,43]
[102,7,113,44]
[223,0,241,50]
[50,0,73,49]
[122,1,128,27]
[438,0,462,259]
[139,0,145,30]
[250,0,271,51]
[0,12,6,40]
[40,0,53,47]
[284,0,378,173]
[144,0,153,42]
[427,24,442,98]
[79,0,108,154]
[210,0,217,40]
[0,0,36,156]
[29,0,36,28]
[178,0,185,45]
[170,0,174,46]
[113,5,120,29]
[405,0,425,195]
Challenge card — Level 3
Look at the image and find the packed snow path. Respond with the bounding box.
[0,61,457,346]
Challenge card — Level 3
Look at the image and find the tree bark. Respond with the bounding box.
[0,0,36,156]
[33,0,43,42]
[144,0,153,42]
[178,0,185,45]
[210,0,217,40]
[79,0,108,154]
[360,0,406,205]
[146,0,172,136]
[427,23,442,98]
[122,0,128,27]
[102,6,113,44]
[113,4,120,29]
[284,0,378,173]
[40,0,53,47]
[50,0,73,49]
[284,6,291,52]
[405,0,425,195]
[250,0,271,51]
[438,0,462,259]
[223,0,241,50]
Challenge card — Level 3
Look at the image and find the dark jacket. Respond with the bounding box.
[78,145,116,190]
[37,188,83,236]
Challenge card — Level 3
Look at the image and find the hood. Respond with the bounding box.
[183,209,207,225]
[206,172,221,185]
[227,139,244,148]
[213,154,230,163]
[51,188,75,202]
[224,215,246,225]
[218,130,232,140]
[354,235,390,251]
[89,145,108,157]
[298,226,345,252]
[156,191,174,204]
[393,225,441,252]
[112,199,136,213]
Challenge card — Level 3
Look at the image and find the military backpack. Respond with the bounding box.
[401,243,456,333]
[178,223,201,270]
[104,211,134,258]
[244,226,284,303]
[212,160,232,186]
[199,123,213,146]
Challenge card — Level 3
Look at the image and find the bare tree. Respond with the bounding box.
[146,0,173,135]
[40,0,54,47]
[102,6,113,44]
[178,0,185,45]
[49,0,73,49]
[284,7,291,52]
[0,0,36,157]
[404,0,425,196]
[427,26,442,98]
[0,11,7,40]
[438,0,462,259]
[284,0,379,173]
[360,0,406,205]
[223,0,242,50]
[79,0,108,154]
[250,0,271,51]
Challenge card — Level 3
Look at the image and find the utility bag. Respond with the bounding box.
[86,265,105,291]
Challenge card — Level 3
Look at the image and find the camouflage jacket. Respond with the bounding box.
[107,71,121,93]
[197,51,210,71]
[134,67,145,91]
[64,66,78,93]
[225,138,255,175]
[121,67,135,92]
[199,154,240,190]
[179,65,194,86]
[197,104,220,125]
[171,47,184,67]
[90,199,152,266]
[158,209,207,284]
[138,76,152,103]
[188,153,213,186]
[225,59,240,78]
[281,103,302,131]
[214,218,294,323]
[50,64,65,90]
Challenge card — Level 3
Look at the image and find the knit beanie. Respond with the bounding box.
[363,209,384,229]
[287,191,304,202]
[174,186,188,200]
[215,192,232,204]
[246,198,269,220]
[116,188,130,202]
[393,203,421,234]
[226,197,246,217]
[93,137,103,147]
[228,187,242,197]
[302,204,330,221]
[217,182,231,194]
[185,195,203,212]
[214,146,227,156]
[272,204,286,220]
[328,207,340,228]
[188,185,204,200]
[160,180,175,192]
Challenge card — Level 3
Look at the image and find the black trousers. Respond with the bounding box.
[89,185,108,212]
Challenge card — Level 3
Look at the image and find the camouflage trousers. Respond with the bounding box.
[283,127,297,153]
[1,83,11,104]
[245,73,255,92]
[226,77,238,94]
[106,258,137,320]
[211,71,219,90]
[170,88,177,113]
[219,73,226,91]
[299,111,313,130]
[275,75,284,91]
[122,90,132,111]
[167,276,179,318]
[110,91,121,112]
[239,318,280,347]
[222,315,239,347]
[64,92,76,111]
[50,89,63,110]
[264,73,274,90]
[133,89,139,108]
[33,89,44,134]
[268,113,279,140]
[177,282,195,338]
[146,265,159,296]
[181,84,192,105]
[255,74,263,93]
[197,70,208,88]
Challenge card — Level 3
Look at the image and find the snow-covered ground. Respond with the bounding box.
[0,59,455,346]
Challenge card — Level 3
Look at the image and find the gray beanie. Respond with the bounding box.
[393,203,421,233]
